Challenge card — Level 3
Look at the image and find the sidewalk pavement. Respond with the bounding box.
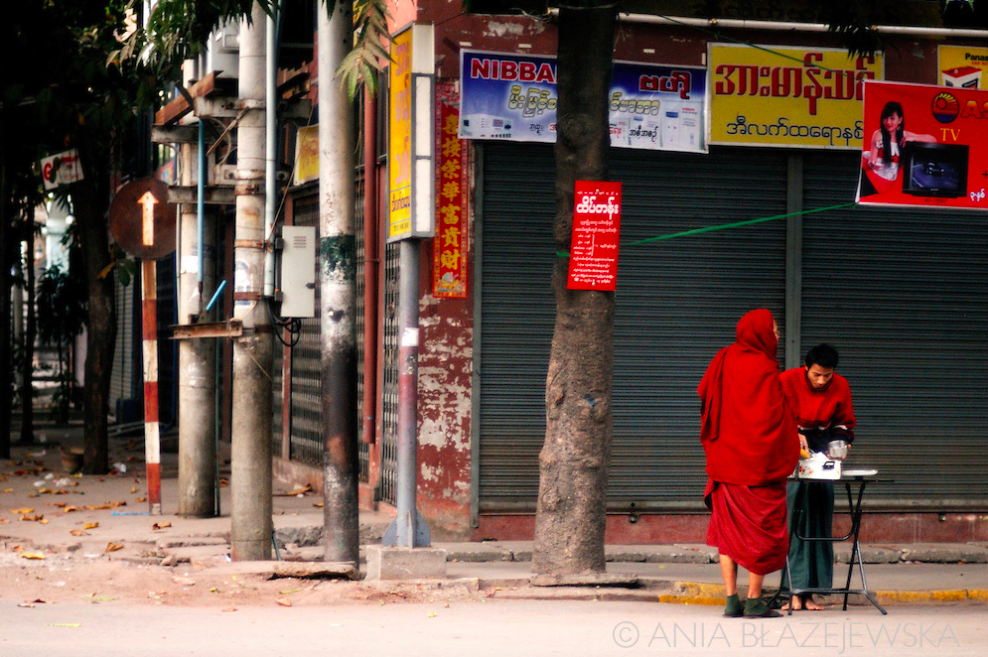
[2,421,987,608]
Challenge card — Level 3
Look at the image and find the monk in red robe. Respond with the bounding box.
[698,309,799,618]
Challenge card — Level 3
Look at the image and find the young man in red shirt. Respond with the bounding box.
[779,343,856,611]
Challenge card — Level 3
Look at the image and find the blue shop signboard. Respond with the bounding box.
[459,49,708,153]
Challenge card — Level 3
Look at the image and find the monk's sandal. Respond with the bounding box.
[723,594,743,618]
[744,598,782,618]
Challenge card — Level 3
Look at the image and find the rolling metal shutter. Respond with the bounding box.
[478,143,790,511]
[800,152,988,507]
[285,194,323,466]
[110,277,137,420]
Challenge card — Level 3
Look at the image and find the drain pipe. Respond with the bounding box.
[197,119,205,311]
[596,11,988,38]
[361,88,379,446]
[264,0,281,298]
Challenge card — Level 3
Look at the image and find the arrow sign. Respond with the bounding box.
[139,191,158,246]
[109,177,176,260]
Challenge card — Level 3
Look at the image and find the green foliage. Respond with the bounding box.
[120,1,392,102]
[338,0,394,100]
[128,0,274,86]
[36,264,87,348]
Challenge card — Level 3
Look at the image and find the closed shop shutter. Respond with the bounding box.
[110,278,136,420]
[478,142,790,511]
[800,152,988,507]
[285,193,323,467]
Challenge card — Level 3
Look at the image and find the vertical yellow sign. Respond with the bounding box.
[389,29,413,240]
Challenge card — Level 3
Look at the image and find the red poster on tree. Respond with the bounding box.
[567,181,622,291]
[433,83,469,298]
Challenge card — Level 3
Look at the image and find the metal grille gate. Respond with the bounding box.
[378,242,401,505]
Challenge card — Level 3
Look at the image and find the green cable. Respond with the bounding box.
[556,202,856,258]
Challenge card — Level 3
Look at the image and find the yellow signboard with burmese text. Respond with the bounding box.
[709,44,884,149]
[388,27,413,239]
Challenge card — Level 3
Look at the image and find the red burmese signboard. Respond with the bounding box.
[567,181,622,291]
[857,80,988,210]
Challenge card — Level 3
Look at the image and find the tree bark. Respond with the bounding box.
[73,158,115,475]
[0,118,11,458]
[532,5,617,577]
[20,218,36,444]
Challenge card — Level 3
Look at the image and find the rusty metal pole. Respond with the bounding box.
[361,89,379,447]
[317,0,359,564]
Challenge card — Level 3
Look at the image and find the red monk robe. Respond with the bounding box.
[698,309,799,575]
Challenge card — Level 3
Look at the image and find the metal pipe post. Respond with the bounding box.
[141,259,162,515]
[395,238,420,548]
[361,89,380,446]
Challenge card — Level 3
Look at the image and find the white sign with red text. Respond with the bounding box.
[41,150,84,190]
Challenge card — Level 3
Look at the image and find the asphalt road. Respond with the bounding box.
[1,599,985,657]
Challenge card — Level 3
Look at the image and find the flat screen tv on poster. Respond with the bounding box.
[857,80,988,210]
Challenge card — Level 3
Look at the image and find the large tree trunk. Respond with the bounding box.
[20,218,36,444]
[0,118,10,458]
[72,158,115,475]
[532,5,617,577]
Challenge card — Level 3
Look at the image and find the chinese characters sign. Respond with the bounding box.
[856,80,988,211]
[709,44,884,149]
[459,49,707,153]
[567,181,622,292]
[433,83,469,298]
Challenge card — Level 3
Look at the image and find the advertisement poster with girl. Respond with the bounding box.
[857,80,988,210]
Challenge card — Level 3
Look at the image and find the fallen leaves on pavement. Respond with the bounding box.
[275,597,292,607]
[83,522,99,530]
[84,501,127,511]
[105,543,124,553]
[18,599,49,608]
[20,552,46,560]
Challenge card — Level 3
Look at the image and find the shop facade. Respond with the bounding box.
[277,4,988,543]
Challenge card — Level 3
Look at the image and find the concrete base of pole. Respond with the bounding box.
[365,546,448,581]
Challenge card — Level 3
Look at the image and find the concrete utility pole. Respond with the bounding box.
[317,1,360,564]
[230,2,273,560]
[176,120,217,517]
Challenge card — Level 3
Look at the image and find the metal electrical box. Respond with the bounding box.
[279,225,316,318]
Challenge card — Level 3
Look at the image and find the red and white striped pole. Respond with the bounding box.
[141,258,162,515]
